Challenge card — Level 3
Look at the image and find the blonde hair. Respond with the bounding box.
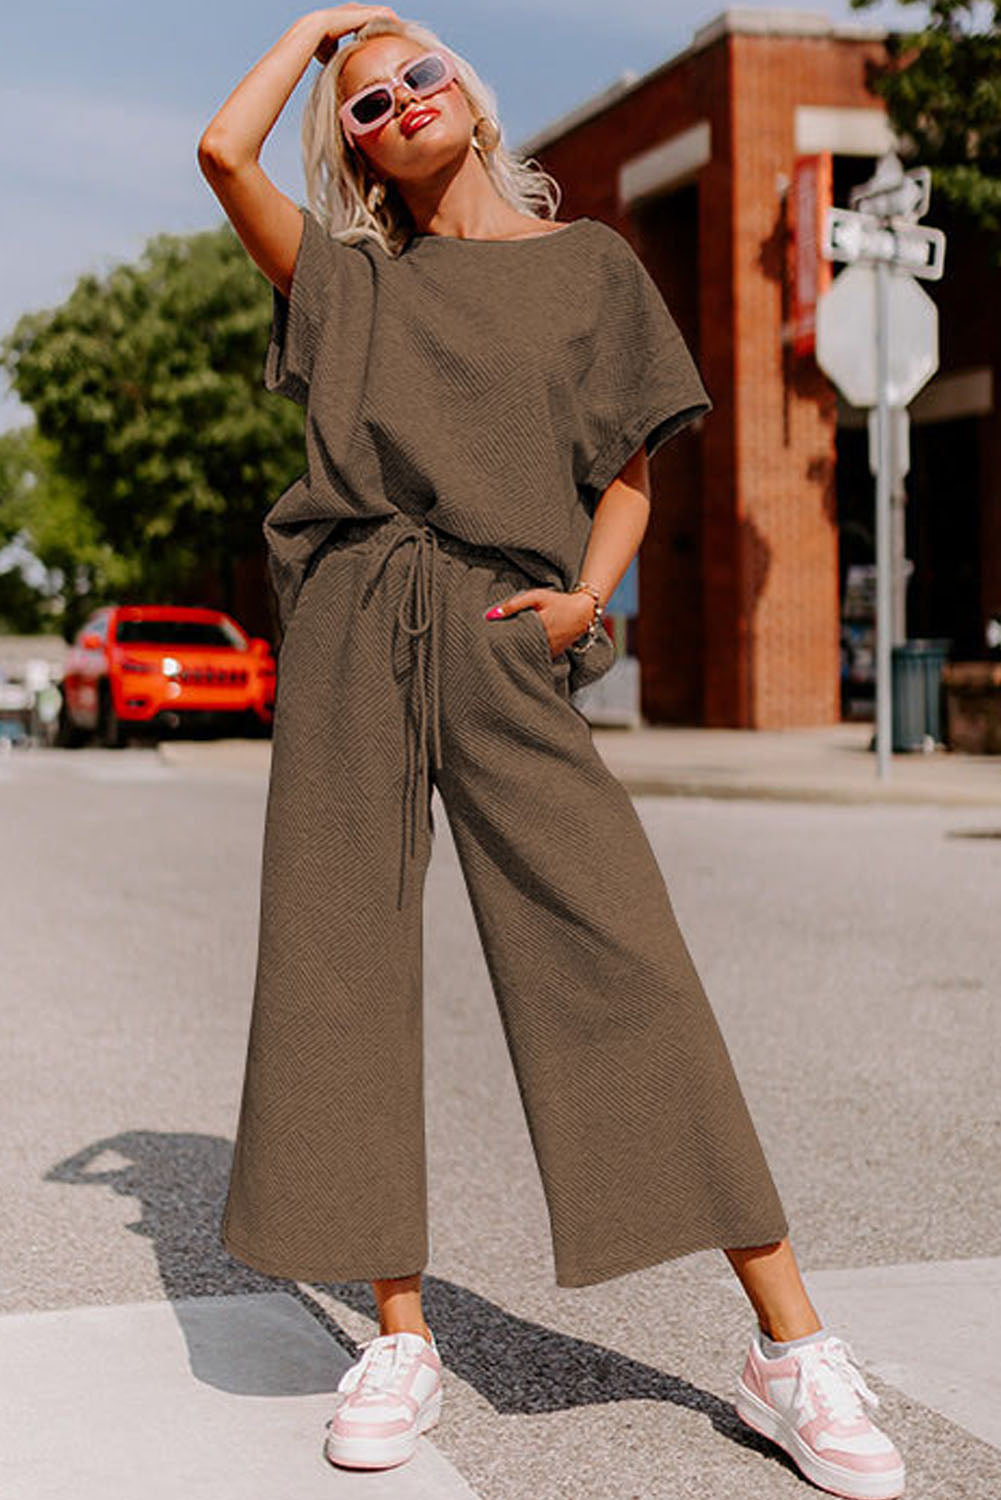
[300,17,563,257]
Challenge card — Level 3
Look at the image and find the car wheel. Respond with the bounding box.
[241,709,270,739]
[98,682,128,749]
[54,694,88,749]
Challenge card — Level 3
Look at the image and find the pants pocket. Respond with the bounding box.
[520,603,573,697]
[567,624,617,695]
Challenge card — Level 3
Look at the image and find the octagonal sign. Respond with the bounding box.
[815,263,939,408]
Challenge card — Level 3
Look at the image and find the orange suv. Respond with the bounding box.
[57,604,276,748]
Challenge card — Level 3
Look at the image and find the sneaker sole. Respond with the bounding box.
[324,1387,443,1470]
[734,1377,905,1500]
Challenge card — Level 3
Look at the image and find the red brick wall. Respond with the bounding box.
[696,38,742,726]
[530,27,895,725]
[729,33,887,726]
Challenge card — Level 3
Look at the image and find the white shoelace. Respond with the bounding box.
[792,1336,881,1425]
[335,1333,428,1400]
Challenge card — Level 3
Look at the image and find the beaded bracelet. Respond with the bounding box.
[568,578,605,653]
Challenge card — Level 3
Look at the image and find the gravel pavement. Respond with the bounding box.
[2,741,999,1499]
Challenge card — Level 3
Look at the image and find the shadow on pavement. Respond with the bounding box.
[45,1129,800,1480]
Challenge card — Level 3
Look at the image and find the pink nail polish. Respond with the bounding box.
[485,606,504,619]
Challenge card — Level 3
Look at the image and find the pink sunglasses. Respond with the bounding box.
[339,50,459,139]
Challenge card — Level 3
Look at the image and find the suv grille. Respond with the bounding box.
[178,666,248,686]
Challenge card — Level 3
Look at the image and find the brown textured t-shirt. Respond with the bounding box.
[262,208,712,629]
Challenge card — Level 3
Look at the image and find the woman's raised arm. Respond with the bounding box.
[197,6,397,297]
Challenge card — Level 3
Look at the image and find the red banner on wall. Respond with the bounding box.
[791,153,833,357]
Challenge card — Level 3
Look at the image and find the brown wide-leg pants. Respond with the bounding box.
[220,512,789,1288]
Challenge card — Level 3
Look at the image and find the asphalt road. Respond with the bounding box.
[2,744,999,1498]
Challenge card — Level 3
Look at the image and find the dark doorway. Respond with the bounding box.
[836,424,876,718]
[907,415,981,656]
[632,183,704,723]
[836,413,982,720]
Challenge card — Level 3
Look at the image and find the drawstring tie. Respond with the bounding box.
[361,520,444,894]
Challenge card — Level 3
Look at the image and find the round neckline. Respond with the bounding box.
[408,217,591,246]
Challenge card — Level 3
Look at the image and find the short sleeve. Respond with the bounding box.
[264,207,348,405]
[575,232,712,498]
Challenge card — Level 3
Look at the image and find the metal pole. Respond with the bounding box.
[874,258,893,779]
[891,478,907,645]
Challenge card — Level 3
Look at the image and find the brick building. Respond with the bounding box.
[518,7,999,727]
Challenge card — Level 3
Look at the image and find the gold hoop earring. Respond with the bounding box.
[366,180,387,214]
[471,115,500,153]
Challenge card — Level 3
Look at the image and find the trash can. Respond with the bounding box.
[891,638,952,751]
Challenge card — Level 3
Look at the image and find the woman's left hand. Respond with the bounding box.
[485,588,595,658]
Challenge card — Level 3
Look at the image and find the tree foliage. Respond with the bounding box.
[0,425,137,636]
[1,222,304,609]
[850,0,1001,255]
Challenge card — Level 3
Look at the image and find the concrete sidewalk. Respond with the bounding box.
[0,1293,477,1499]
[157,720,1001,808]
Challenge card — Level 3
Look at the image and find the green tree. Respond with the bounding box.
[850,0,1001,258]
[0,425,136,636]
[1,222,305,610]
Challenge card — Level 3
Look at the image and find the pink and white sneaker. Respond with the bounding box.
[323,1328,443,1470]
[734,1326,906,1499]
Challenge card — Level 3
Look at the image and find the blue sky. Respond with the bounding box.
[2,0,917,430]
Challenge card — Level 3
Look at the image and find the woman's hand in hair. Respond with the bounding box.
[198,6,392,298]
[312,6,400,66]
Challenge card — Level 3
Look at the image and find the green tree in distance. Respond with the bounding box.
[0,425,137,636]
[850,0,1001,260]
[1,222,304,614]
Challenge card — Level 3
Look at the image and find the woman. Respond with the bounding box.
[198,10,905,1496]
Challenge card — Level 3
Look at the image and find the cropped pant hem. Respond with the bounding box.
[552,1210,792,1289]
[220,1223,428,1287]
[218,1209,791,1292]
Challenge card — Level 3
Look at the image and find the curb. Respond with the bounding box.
[609,776,1001,809]
[155,735,1001,809]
